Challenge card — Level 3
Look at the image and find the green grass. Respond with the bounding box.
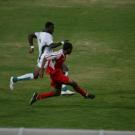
[0,0,135,130]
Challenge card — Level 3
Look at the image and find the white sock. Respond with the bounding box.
[17,73,34,81]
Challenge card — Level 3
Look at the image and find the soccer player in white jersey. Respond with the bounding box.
[9,21,75,95]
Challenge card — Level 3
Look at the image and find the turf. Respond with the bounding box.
[0,0,135,130]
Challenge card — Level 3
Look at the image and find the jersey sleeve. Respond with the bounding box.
[34,32,40,38]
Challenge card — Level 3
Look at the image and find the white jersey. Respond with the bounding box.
[35,32,53,59]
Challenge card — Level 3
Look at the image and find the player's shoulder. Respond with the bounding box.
[44,32,52,36]
[35,32,52,38]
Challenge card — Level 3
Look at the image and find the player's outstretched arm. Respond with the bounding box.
[48,40,69,49]
[49,42,62,48]
[28,33,37,53]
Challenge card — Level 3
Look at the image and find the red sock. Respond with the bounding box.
[74,86,87,97]
[37,91,56,100]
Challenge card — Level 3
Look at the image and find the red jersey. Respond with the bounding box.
[46,49,66,74]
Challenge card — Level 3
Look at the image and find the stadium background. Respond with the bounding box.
[0,0,135,130]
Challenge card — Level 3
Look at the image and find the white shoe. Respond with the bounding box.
[10,76,14,90]
[61,90,75,95]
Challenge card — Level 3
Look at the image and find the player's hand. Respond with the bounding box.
[29,47,34,54]
[39,69,44,79]
[61,40,69,45]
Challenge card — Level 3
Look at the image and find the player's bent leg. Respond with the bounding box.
[30,87,61,105]
[37,89,61,100]
[9,68,40,91]
[30,91,55,105]
[9,73,34,90]
[11,73,34,83]
[67,79,95,99]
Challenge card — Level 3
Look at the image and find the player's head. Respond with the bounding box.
[44,21,54,34]
[63,42,73,55]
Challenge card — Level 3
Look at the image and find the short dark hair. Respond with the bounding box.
[63,42,73,51]
[45,21,54,28]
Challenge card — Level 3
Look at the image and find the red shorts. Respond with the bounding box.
[50,70,70,88]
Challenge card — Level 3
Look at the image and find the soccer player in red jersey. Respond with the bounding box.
[30,42,95,105]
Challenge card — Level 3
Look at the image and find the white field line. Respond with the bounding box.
[0,128,135,135]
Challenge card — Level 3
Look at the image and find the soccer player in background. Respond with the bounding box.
[30,42,95,105]
[10,21,75,95]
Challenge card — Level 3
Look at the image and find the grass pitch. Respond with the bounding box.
[0,0,135,130]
